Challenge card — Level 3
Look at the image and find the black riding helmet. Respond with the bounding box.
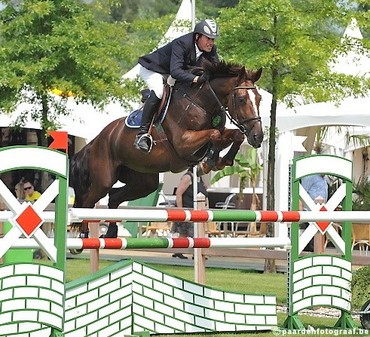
[193,19,219,39]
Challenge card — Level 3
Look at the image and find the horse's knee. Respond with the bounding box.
[210,130,222,143]
[235,132,245,143]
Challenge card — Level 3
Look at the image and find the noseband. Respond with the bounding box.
[207,82,261,135]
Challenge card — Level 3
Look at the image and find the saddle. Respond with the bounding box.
[125,79,172,129]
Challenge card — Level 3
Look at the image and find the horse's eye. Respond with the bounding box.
[238,96,246,104]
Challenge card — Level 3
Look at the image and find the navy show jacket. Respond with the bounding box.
[138,32,219,83]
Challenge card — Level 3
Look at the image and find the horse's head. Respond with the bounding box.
[204,61,264,148]
[227,67,264,148]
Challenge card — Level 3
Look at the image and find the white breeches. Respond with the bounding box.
[139,65,164,99]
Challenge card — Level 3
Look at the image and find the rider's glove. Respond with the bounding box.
[197,73,209,84]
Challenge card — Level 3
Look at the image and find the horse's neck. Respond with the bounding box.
[176,81,228,110]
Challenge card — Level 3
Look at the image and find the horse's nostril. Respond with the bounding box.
[255,132,264,140]
[250,132,264,148]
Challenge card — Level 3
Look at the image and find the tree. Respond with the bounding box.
[0,0,128,141]
[0,0,132,191]
[88,0,181,22]
[217,0,370,272]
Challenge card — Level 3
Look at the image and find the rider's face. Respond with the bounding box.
[196,35,215,53]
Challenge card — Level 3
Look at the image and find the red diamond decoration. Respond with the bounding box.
[15,205,43,237]
[316,205,332,233]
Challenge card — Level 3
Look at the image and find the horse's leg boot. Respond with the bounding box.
[205,146,220,170]
[69,230,90,255]
[134,90,160,152]
[104,223,118,238]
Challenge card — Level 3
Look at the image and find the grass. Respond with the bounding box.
[65,259,287,303]
[153,264,287,304]
[62,258,365,337]
[65,258,114,283]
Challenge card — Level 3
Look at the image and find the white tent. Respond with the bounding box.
[123,0,194,81]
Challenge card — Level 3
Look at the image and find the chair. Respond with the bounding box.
[142,221,172,237]
[324,223,342,250]
[157,191,176,207]
[215,193,237,237]
[205,222,222,237]
[215,193,236,209]
[352,223,370,255]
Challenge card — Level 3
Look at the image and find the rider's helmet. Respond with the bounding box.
[194,19,219,39]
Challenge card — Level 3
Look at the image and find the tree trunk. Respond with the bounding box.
[38,95,51,192]
[264,64,278,273]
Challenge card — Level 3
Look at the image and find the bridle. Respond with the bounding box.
[207,81,262,135]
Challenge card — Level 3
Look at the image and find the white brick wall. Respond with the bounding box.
[291,255,351,314]
[0,263,64,336]
[1,259,277,336]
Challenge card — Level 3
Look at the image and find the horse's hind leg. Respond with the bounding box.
[104,168,159,238]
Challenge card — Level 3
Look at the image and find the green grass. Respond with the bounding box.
[65,258,114,283]
[65,259,287,303]
[153,264,287,304]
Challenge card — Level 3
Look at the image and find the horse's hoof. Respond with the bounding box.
[79,231,89,239]
[200,162,211,174]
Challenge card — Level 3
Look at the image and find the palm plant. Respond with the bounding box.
[353,177,370,211]
[210,147,262,232]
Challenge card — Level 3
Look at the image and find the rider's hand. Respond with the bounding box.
[197,73,209,84]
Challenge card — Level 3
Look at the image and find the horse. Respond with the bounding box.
[69,60,264,239]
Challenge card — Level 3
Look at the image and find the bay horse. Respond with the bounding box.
[69,61,263,239]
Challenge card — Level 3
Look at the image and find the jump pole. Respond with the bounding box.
[7,236,292,250]
[69,208,370,223]
[1,208,369,223]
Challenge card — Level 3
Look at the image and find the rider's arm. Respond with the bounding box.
[170,39,197,83]
[175,174,192,208]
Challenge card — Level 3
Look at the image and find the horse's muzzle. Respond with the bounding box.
[249,132,264,148]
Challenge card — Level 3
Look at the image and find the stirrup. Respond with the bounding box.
[134,133,153,153]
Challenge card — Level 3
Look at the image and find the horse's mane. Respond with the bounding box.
[201,59,243,77]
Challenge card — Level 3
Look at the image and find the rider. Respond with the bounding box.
[133,19,220,152]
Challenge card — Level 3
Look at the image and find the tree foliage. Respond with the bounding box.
[351,266,370,309]
[353,176,370,211]
[88,0,181,22]
[217,0,370,272]
[88,0,238,23]
[217,0,370,213]
[0,0,127,134]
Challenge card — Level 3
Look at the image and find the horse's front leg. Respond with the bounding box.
[173,129,222,155]
[202,129,245,173]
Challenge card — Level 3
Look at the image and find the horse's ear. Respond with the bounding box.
[253,68,263,82]
[238,66,246,81]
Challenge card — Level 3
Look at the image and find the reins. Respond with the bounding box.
[206,82,261,135]
[176,77,261,135]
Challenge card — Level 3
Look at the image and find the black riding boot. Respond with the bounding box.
[133,90,161,152]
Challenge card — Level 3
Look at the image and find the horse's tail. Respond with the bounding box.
[69,143,92,207]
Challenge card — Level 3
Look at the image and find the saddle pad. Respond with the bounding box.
[125,107,143,128]
[125,106,167,129]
